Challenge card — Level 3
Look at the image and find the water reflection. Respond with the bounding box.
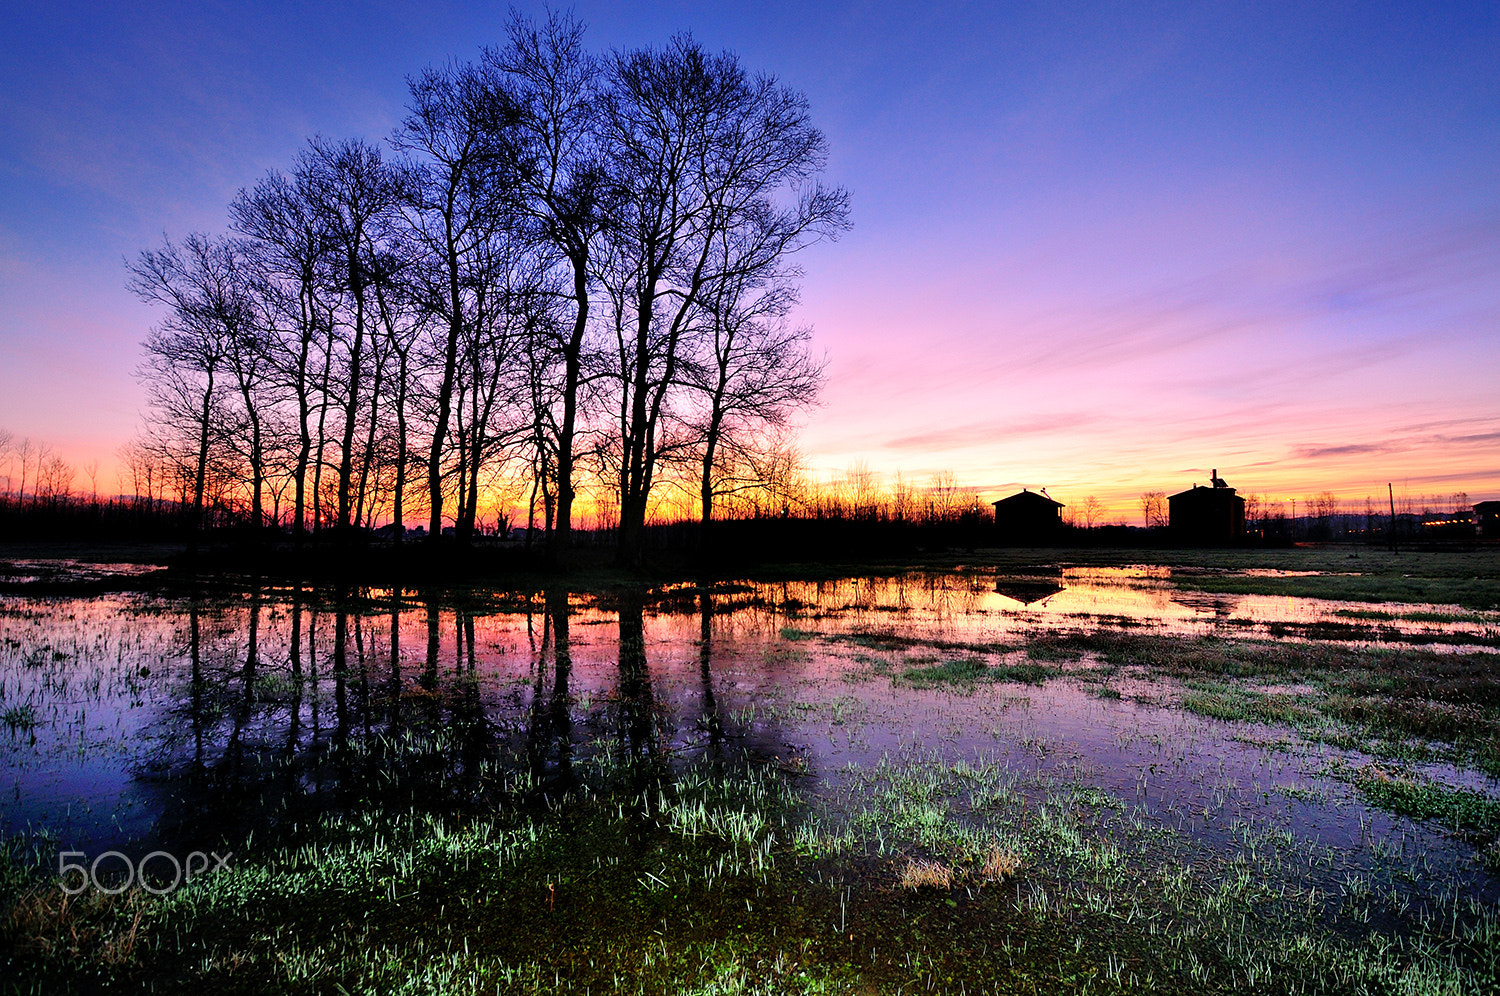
[0,571,1496,890]
[993,577,1066,606]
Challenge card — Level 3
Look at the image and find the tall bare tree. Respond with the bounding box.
[130,233,256,547]
[488,10,610,562]
[393,61,521,546]
[599,35,847,565]
[230,166,336,540]
[302,138,403,534]
[688,217,835,538]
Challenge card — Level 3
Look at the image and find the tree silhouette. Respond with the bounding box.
[599,36,847,565]
[130,233,258,547]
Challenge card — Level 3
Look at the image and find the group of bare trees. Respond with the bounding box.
[129,12,847,565]
[0,430,84,507]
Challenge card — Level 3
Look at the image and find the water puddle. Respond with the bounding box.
[776,568,1500,651]
[5,567,1496,990]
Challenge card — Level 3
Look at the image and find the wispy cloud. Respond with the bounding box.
[1293,442,1397,460]
[883,413,1096,452]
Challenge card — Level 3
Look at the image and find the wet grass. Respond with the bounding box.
[1160,549,1500,612]
[1333,764,1500,841]
[12,751,1496,995]
[795,748,1500,995]
[7,564,1500,993]
[0,748,1253,995]
[1023,629,1500,771]
[893,657,1057,689]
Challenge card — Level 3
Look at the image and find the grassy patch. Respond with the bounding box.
[1019,629,1500,774]
[894,657,1056,689]
[1339,765,1500,841]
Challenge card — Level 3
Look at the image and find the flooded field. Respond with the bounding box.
[3,560,1499,993]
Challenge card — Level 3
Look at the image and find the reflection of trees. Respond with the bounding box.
[222,584,260,779]
[129,585,783,855]
[699,591,724,751]
[616,591,658,763]
[141,592,500,850]
[526,590,574,793]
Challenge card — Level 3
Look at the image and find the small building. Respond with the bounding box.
[1476,501,1500,539]
[992,489,1064,541]
[1168,469,1246,545]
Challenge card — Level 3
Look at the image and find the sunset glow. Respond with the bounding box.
[1,2,1496,519]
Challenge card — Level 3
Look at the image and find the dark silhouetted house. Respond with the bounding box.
[1476,501,1500,539]
[992,489,1064,542]
[1168,469,1246,545]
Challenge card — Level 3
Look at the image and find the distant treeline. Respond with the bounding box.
[0,493,184,543]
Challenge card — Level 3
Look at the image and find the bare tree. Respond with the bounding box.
[302,137,404,534]
[1312,490,1338,539]
[36,453,74,505]
[890,470,914,523]
[1139,490,1167,529]
[366,252,426,540]
[14,437,35,504]
[230,166,336,540]
[83,459,100,502]
[688,216,835,538]
[129,233,254,547]
[0,428,14,499]
[393,60,521,546]
[599,35,847,564]
[926,471,960,524]
[488,10,609,562]
[1081,495,1104,530]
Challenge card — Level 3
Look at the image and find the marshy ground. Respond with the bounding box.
[2,547,1498,994]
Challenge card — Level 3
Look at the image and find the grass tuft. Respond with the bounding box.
[898,858,955,890]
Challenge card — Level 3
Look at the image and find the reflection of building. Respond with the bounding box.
[1477,501,1500,539]
[1168,469,1246,545]
[992,489,1064,541]
[993,579,1065,604]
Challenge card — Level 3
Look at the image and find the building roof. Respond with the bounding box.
[1169,468,1241,502]
[992,489,1064,509]
[1168,483,1244,502]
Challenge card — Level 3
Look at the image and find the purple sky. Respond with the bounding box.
[1,1,1496,515]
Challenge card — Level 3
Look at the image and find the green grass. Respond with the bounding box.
[1336,765,1500,841]
[1015,629,1500,775]
[894,657,1057,689]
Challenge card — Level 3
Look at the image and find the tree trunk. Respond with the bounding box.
[191,371,214,554]
[427,219,464,545]
[550,258,589,564]
[337,250,367,533]
[393,348,409,543]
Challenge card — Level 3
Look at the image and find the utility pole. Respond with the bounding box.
[1388,482,1398,555]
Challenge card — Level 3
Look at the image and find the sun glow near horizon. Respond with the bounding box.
[0,3,1496,526]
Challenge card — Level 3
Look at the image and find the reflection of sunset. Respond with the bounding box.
[4,568,1495,855]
